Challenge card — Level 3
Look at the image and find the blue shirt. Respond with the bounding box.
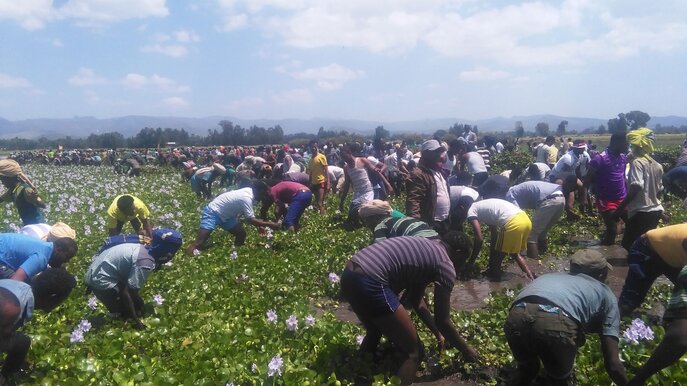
[505,181,563,209]
[0,233,53,280]
[0,279,34,326]
[513,272,620,338]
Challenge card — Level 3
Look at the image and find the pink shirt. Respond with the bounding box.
[270,181,308,204]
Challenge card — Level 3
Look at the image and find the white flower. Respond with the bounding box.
[78,319,92,333]
[266,309,278,324]
[192,249,201,256]
[356,335,365,346]
[305,315,316,327]
[87,296,98,310]
[267,355,283,377]
[251,363,258,373]
[286,315,298,332]
[70,329,85,344]
[505,289,515,298]
[230,250,238,260]
[328,272,340,284]
[153,294,164,305]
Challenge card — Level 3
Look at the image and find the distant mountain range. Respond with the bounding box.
[1,114,686,139]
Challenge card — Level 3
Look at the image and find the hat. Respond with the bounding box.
[358,200,393,218]
[421,140,446,153]
[47,222,76,241]
[571,140,587,149]
[571,249,612,271]
[147,228,183,264]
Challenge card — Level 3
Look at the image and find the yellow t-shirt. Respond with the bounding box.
[547,146,559,165]
[646,224,687,267]
[106,195,150,229]
[308,153,328,184]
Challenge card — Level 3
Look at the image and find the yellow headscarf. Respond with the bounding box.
[0,159,38,190]
[626,128,655,158]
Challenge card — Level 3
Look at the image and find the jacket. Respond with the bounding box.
[405,164,444,226]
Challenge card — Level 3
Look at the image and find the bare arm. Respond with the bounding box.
[118,283,146,330]
[601,335,628,386]
[338,168,351,211]
[468,219,483,265]
[9,268,29,283]
[433,286,479,362]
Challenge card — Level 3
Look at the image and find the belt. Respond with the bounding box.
[545,192,564,200]
[297,189,311,193]
[514,301,571,318]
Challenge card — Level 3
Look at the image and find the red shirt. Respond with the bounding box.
[270,181,308,204]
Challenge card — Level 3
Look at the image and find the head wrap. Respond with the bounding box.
[626,128,655,158]
[47,222,76,241]
[146,228,183,264]
[0,159,37,190]
[358,200,393,218]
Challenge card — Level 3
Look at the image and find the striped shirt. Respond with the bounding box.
[667,265,687,311]
[350,237,455,294]
[373,216,439,243]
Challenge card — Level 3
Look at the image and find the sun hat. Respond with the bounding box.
[358,200,393,218]
[421,140,446,152]
[571,249,612,271]
[47,222,76,241]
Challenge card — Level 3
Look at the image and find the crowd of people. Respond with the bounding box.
[1,125,687,385]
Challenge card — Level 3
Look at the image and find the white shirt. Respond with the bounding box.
[495,142,504,153]
[464,152,488,174]
[327,165,344,182]
[466,198,522,227]
[433,171,450,221]
[19,224,51,240]
[536,144,550,163]
[449,186,479,208]
[550,152,579,178]
[208,187,255,221]
[531,162,551,180]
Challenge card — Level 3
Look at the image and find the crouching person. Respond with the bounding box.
[84,229,182,330]
[504,250,627,385]
[340,235,479,385]
[0,268,76,380]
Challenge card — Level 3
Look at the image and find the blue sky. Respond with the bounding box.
[1,0,686,122]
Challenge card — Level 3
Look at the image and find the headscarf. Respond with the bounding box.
[627,128,655,158]
[47,222,76,241]
[0,159,38,190]
[358,200,393,218]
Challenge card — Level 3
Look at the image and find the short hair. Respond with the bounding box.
[309,139,319,146]
[0,288,19,309]
[441,231,472,258]
[116,195,134,212]
[610,131,627,144]
[454,171,473,186]
[457,196,474,210]
[53,237,78,256]
[252,180,269,197]
[31,268,76,301]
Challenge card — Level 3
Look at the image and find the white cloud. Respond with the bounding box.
[225,96,264,111]
[52,38,63,47]
[85,90,100,105]
[161,96,189,109]
[175,30,200,43]
[286,63,364,90]
[459,66,510,82]
[0,0,54,30]
[58,0,168,25]
[270,88,312,104]
[68,67,108,86]
[142,44,188,58]
[122,73,189,92]
[0,73,31,88]
[215,0,687,66]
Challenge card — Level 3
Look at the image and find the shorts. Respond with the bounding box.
[199,206,238,232]
[310,182,326,191]
[340,267,400,319]
[619,236,681,311]
[596,198,623,213]
[284,191,312,228]
[529,196,565,242]
[496,211,532,254]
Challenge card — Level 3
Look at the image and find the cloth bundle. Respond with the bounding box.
[358,199,392,218]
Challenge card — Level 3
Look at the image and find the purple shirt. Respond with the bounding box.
[588,149,627,201]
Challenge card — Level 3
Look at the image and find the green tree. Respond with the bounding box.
[607,113,628,134]
[374,125,390,140]
[625,110,651,130]
[514,121,524,138]
[556,120,568,136]
[535,122,549,137]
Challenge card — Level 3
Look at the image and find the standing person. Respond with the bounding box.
[0,160,46,226]
[585,132,629,245]
[613,128,664,251]
[535,137,552,164]
[259,180,312,232]
[453,197,535,280]
[504,250,627,386]
[106,195,154,238]
[546,137,559,168]
[307,140,329,215]
[185,180,281,255]
[340,236,479,385]
[0,269,76,380]
[618,223,687,317]
[338,144,376,227]
[0,233,77,283]
[406,140,451,233]
[85,229,182,330]
[505,181,565,261]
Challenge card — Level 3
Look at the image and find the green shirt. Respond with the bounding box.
[84,244,155,291]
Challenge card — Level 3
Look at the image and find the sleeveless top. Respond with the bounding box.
[348,158,373,194]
